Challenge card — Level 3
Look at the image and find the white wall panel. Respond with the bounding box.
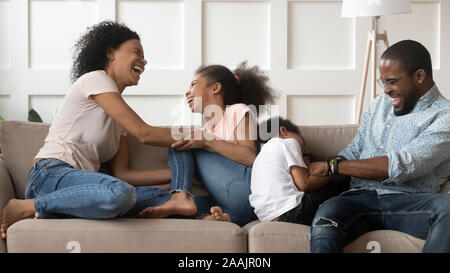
[29,0,98,68]
[117,0,185,69]
[287,95,355,125]
[0,95,10,120]
[202,1,270,69]
[123,95,201,126]
[28,95,65,123]
[380,1,441,69]
[0,0,11,68]
[288,1,355,69]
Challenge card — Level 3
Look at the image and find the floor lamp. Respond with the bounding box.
[341,0,411,123]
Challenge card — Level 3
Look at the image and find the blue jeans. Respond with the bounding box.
[168,147,257,226]
[25,158,173,219]
[310,189,450,253]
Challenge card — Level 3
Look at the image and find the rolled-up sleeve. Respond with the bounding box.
[384,113,450,185]
[338,104,371,160]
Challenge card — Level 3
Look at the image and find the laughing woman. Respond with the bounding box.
[0,21,200,239]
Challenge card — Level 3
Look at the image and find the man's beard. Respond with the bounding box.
[394,92,421,116]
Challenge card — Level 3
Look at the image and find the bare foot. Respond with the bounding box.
[139,192,197,219]
[1,199,35,239]
[201,206,231,222]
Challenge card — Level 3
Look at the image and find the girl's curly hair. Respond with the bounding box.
[195,61,277,113]
[70,21,140,83]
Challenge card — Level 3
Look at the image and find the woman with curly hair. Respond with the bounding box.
[0,21,190,238]
[139,62,276,226]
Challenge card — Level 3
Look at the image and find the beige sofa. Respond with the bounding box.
[0,121,448,253]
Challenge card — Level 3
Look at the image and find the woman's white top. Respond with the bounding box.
[35,70,127,172]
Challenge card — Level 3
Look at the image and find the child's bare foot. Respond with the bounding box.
[201,206,231,222]
[1,199,36,239]
[139,192,197,219]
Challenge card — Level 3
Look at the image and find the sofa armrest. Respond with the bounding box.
[440,180,450,193]
[0,155,16,252]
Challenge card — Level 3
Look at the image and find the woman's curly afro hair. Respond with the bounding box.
[70,20,140,83]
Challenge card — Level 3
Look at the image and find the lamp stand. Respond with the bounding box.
[356,16,389,123]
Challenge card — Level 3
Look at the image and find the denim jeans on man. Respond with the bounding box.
[311,190,450,252]
[26,158,177,219]
[310,85,450,253]
[168,147,257,226]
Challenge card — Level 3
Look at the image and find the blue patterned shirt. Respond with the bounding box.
[339,85,450,194]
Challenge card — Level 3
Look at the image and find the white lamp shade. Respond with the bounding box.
[342,0,411,17]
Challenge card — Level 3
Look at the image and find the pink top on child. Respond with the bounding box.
[203,103,256,143]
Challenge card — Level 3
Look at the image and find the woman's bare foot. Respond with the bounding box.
[1,199,36,239]
[139,192,197,219]
[201,206,231,222]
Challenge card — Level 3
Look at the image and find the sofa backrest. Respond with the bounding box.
[1,121,361,199]
[1,121,50,199]
[297,125,359,160]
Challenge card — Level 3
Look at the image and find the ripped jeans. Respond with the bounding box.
[310,189,450,253]
[168,147,257,226]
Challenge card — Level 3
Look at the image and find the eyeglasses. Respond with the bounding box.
[377,74,408,89]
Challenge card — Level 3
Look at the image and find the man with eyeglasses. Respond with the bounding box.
[308,40,450,253]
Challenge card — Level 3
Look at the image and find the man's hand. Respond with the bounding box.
[309,156,389,181]
[308,161,329,177]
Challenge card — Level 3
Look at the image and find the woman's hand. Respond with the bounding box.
[170,113,257,166]
[171,129,213,151]
[308,161,329,177]
[171,139,206,150]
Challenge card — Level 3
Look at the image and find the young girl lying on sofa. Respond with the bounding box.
[249,117,349,225]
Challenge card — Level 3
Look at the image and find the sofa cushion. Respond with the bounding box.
[440,180,450,193]
[6,218,247,253]
[125,134,169,171]
[343,230,425,253]
[246,221,311,253]
[297,124,359,160]
[246,221,425,253]
[0,155,15,253]
[0,121,49,198]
